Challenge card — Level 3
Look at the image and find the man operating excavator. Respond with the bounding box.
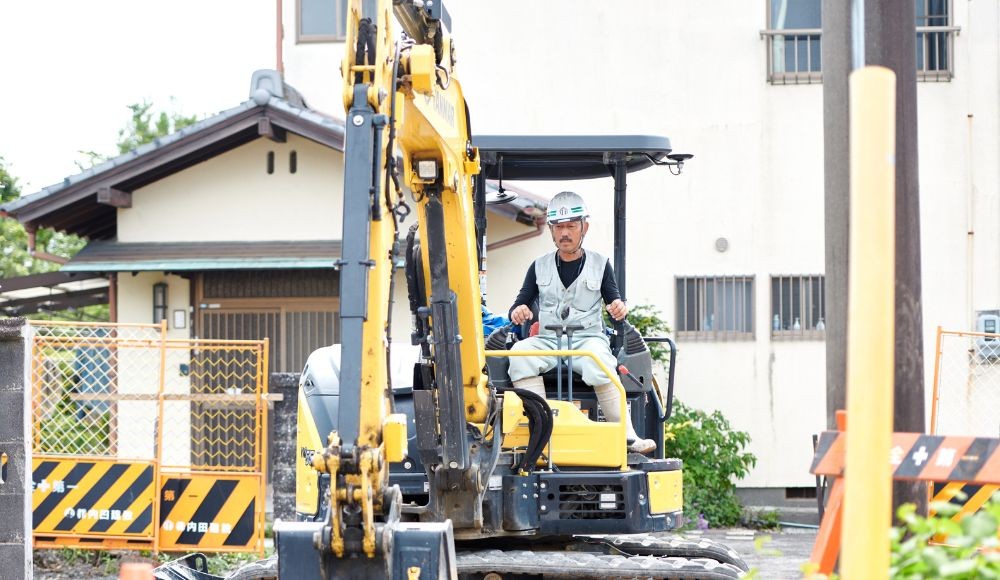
[508,191,657,455]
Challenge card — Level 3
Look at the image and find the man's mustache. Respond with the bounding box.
[559,237,572,243]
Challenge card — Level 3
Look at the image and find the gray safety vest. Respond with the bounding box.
[535,249,608,337]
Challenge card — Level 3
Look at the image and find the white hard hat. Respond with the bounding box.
[546,191,589,224]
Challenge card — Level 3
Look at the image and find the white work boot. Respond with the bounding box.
[512,376,546,398]
[594,382,656,455]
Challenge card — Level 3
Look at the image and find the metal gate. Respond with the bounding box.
[929,327,1000,521]
[931,327,1000,437]
[29,321,269,553]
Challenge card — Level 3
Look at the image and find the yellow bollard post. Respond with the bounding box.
[841,66,896,578]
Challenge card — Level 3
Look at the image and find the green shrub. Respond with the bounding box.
[624,304,672,363]
[890,492,1000,578]
[665,400,757,527]
[38,407,111,455]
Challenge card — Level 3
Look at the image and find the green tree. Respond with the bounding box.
[1,158,75,279]
[4,100,197,320]
[0,156,19,203]
[116,100,198,154]
[78,100,199,169]
[1,157,95,318]
[625,304,672,363]
[0,159,35,278]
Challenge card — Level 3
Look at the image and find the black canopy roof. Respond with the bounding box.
[473,135,672,181]
[471,134,682,301]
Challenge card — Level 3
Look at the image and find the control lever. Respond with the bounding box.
[543,323,584,401]
[610,318,627,356]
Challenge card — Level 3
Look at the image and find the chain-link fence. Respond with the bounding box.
[32,322,162,458]
[30,321,269,471]
[162,341,267,471]
[29,321,270,553]
[931,328,1000,437]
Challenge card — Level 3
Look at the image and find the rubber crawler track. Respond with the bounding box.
[456,549,745,579]
[590,533,750,571]
[219,535,750,579]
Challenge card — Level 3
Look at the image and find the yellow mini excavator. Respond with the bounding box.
[159,1,749,578]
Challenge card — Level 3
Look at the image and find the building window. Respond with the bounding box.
[916,0,955,81]
[762,0,959,83]
[298,0,346,43]
[675,276,755,341]
[771,275,825,340]
[763,0,822,85]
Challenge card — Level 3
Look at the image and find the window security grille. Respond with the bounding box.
[916,0,955,81]
[771,274,825,340]
[763,0,822,84]
[675,276,755,341]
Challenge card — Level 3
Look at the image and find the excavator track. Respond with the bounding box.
[586,533,749,571]
[213,534,749,580]
[456,549,745,579]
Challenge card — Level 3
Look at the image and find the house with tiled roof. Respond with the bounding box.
[1,71,549,372]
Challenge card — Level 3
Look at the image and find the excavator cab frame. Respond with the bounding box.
[389,134,683,499]
[479,134,680,445]
[472,134,675,304]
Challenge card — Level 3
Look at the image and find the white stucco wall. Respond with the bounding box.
[117,134,343,243]
[280,0,348,117]
[278,0,1000,488]
[115,272,192,462]
[117,272,191,337]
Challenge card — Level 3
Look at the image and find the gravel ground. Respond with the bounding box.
[32,528,819,579]
[696,527,820,579]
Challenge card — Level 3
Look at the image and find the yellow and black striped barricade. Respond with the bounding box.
[32,457,157,550]
[809,429,1000,575]
[157,471,263,552]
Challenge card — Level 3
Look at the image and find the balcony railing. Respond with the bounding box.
[761,28,823,85]
[917,25,960,81]
[761,25,960,84]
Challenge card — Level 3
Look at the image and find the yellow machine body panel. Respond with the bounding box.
[295,385,324,517]
[647,470,684,514]
[502,400,627,469]
[382,414,409,463]
[399,72,490,423]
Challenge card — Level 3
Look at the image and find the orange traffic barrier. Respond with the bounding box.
[119,562,154,580]
[809,410,1000,575]
[809,411,847,573]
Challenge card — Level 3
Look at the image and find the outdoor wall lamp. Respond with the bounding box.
[152,282,168,324]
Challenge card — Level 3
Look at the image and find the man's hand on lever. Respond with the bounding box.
[606,299,628,321]
[511,304,533,325]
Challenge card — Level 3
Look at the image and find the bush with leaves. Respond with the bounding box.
[890,493,1000,578]
[623,303,672,363]
[665,400,757,527]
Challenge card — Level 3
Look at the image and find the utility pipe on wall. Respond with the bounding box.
[276,0,284,75]
[967,113,975,333]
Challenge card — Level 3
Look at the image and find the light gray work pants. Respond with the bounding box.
[507,333,617,385]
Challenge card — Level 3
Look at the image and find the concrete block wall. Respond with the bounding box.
[0,318,30,579]
[269,373,300,522]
